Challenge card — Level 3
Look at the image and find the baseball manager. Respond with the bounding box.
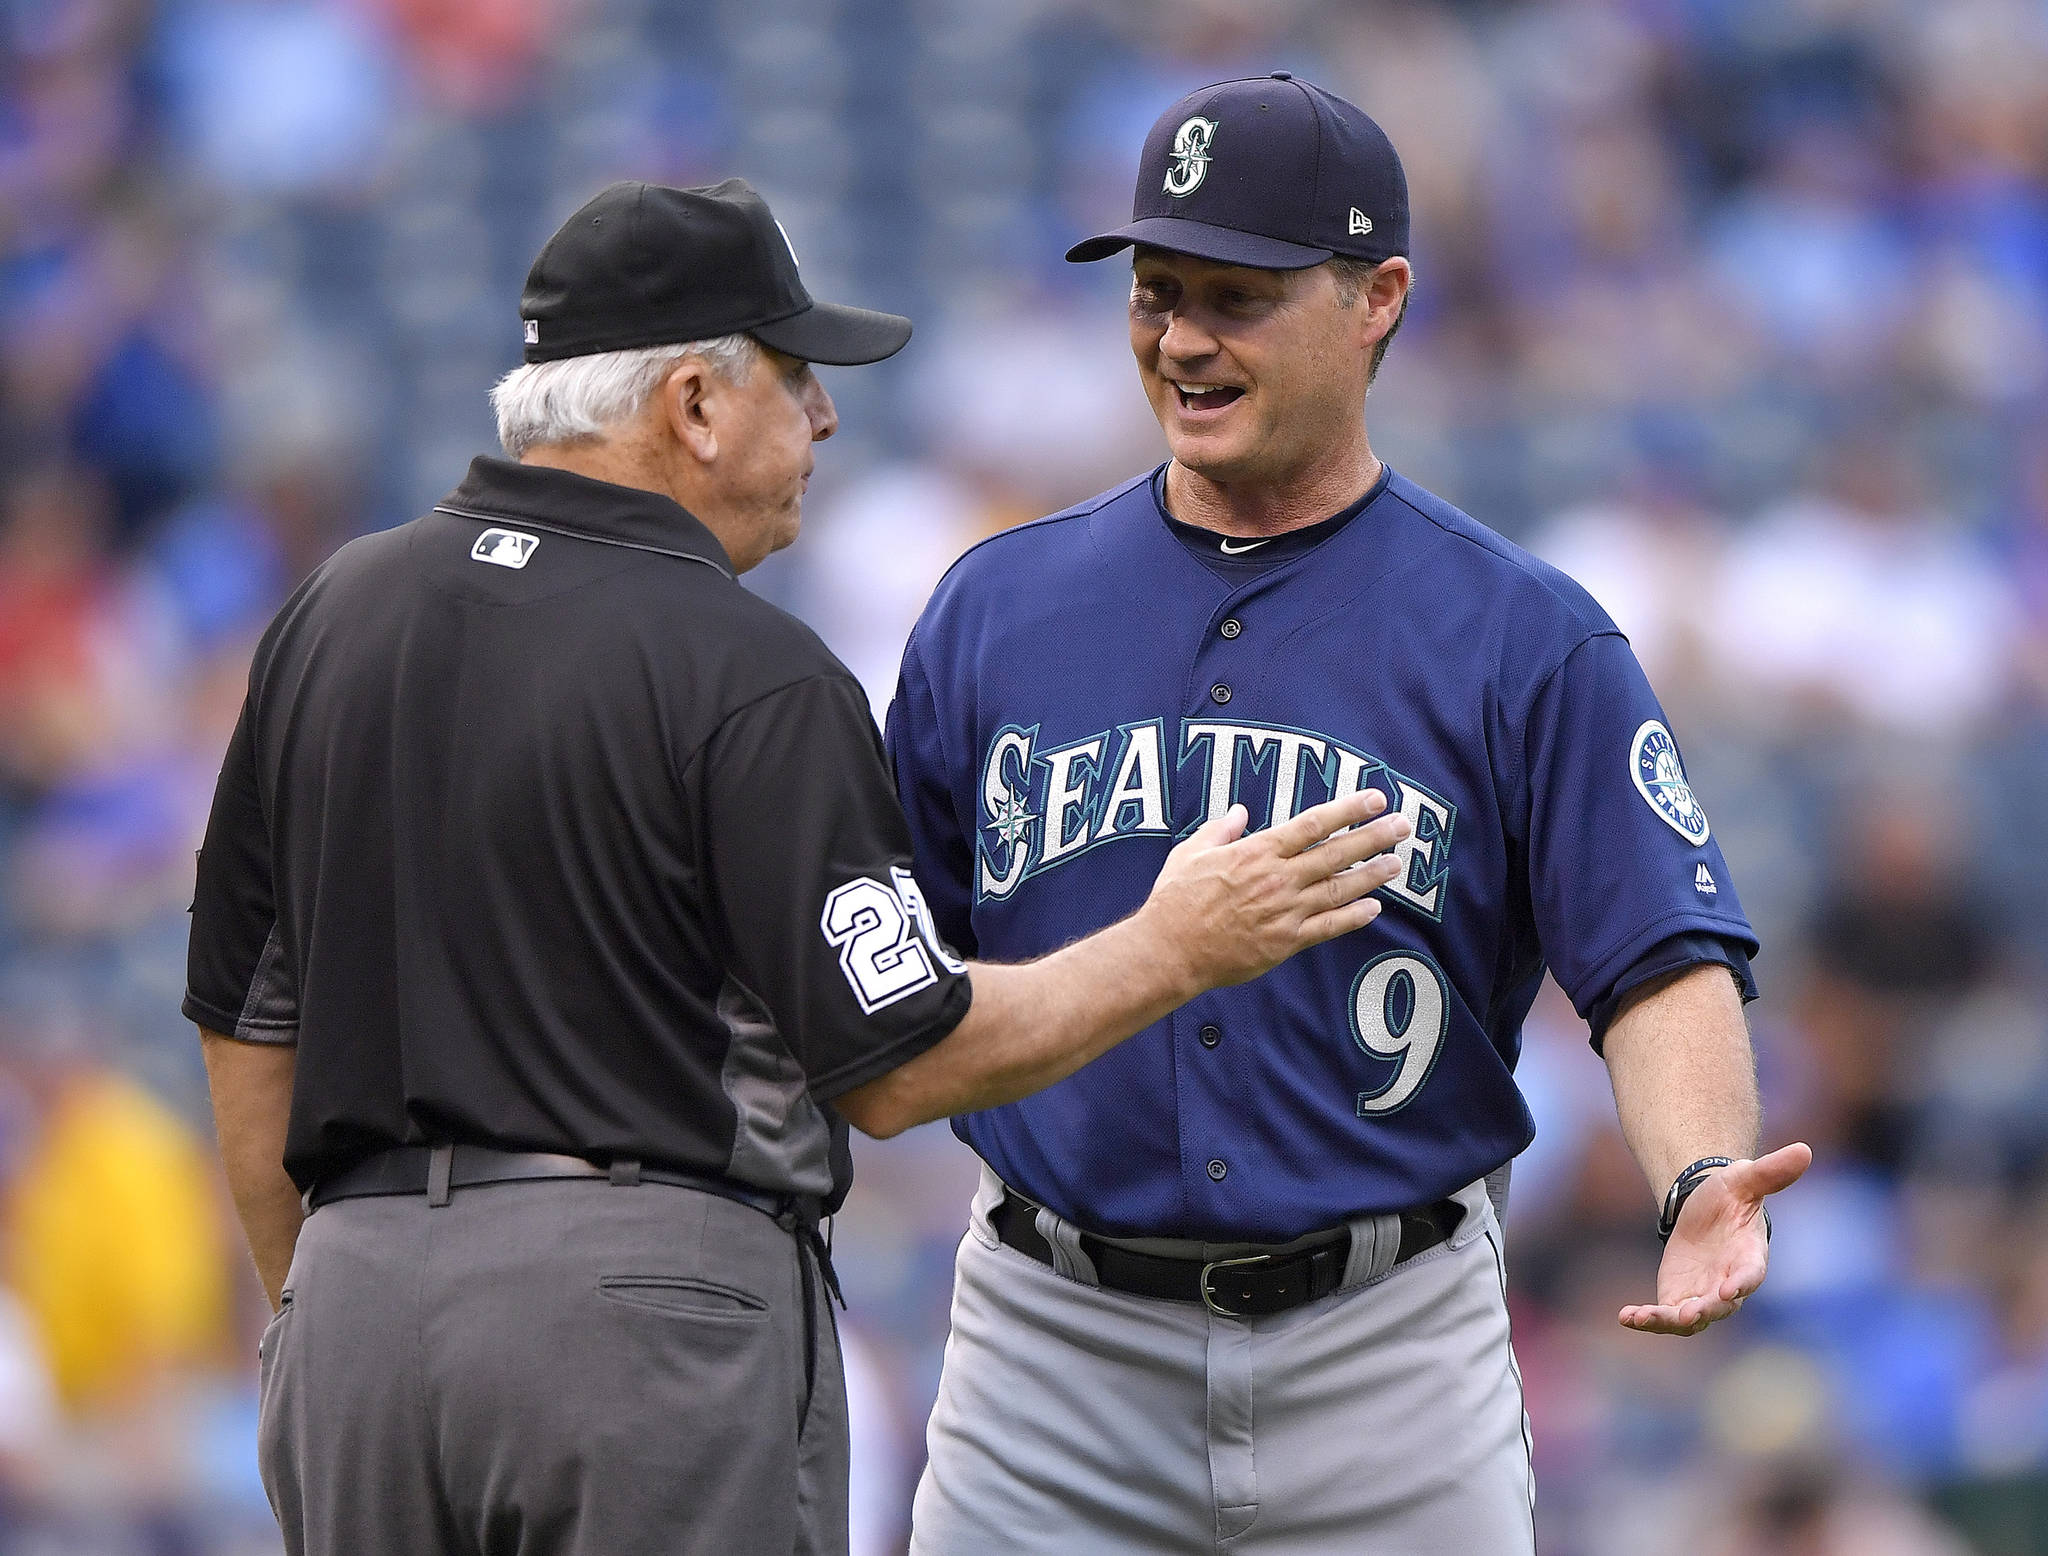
[184,177,1412,1556]
[888,77,1813,1552]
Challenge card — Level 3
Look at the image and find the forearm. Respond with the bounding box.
[838,790,1407,1138]
[1599,963,1759,1201]
[199,1029,304,1311]
[839,914,1200,1136]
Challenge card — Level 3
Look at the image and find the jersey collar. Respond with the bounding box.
[1150,462,1390,570]
[435,456,736,578]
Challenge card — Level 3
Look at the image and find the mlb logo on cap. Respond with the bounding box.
[1067,73,1409,272]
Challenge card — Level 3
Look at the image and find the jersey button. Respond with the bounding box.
[1210,683,1232,705]
[1199,1023,1222,1048]
[1219,618,1242,639]
[1206,1158,1228,1181]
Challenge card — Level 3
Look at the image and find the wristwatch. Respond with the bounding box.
[1657,1156,1734,1243]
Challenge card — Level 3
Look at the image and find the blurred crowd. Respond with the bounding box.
[3,0,2047,1551]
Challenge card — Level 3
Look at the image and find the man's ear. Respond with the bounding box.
[664,359,719,464]
[1358,257,1411,349]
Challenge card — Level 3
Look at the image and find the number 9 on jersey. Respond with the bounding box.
[1351,951,1449,1115]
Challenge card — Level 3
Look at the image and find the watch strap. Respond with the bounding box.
[1657,1155,1736,1243]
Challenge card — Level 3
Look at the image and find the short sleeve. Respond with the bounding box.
[1522,632,1759,1022]
[883,636,978,959]
[697,673,972,1101]
[1584,931,1759,1052]
[184,697,298,1043]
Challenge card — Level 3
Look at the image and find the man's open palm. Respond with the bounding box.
[1619,1142,1813,1336]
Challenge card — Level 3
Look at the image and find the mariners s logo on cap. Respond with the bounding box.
[1630,720,1710,844]
[1163,116,1218,197]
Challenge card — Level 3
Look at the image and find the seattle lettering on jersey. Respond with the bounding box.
[977,716,1456,919]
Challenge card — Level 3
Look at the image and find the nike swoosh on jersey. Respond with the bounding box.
[1218,536,1273,554]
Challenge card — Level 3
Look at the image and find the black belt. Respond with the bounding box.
[306,1143,798,1221]
[991,1191,1462,1318]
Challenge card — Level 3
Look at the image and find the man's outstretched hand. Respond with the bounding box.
[1618,1142,1813,1337]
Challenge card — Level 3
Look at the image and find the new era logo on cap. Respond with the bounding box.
[1349,208,1373,235]
[523,319,539,345]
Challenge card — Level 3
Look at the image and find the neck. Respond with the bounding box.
[1163,439,1382,538]
[518,440,751,569]
[520,437,680,505]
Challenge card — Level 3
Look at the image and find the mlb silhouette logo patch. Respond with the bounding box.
[472,529,539,569]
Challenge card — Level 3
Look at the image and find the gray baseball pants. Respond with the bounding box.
[258,1176,846,1556]
[910,1169,1534,1554]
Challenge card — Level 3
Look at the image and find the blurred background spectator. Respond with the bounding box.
[2,0,2045,1550]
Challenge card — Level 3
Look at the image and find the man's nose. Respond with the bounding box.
[808,379,838,442]
[1157,308,1216,363]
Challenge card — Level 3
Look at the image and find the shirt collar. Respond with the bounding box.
[1149,461,1392,564]
[435,456,735,578]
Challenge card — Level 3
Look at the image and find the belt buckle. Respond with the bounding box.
[1200,1251,1274,1317]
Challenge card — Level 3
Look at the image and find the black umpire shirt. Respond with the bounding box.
[185,456,973,1208]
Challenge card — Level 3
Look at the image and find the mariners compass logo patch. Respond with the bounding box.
[1163,116,1218,197]
[1630,720,1710,844]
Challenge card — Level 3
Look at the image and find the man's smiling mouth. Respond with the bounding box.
[1172,381,1245,411]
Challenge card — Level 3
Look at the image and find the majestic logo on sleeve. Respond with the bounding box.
[1631,720,1710,844]
[977,717,1456,920]
[1163,117,1218,197]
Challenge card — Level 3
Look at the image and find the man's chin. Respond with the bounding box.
[1163,436,1265,486]
[772,505,804,554]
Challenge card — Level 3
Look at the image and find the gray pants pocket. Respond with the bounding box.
[596,1275,770,1319]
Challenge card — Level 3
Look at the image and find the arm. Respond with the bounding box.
[838,789,1410,1137]
[199,1030,303,1312]
[1600,963,1811,1335]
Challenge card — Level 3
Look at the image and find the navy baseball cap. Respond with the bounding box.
[520,179,912,366]
[1067,74,1409,271]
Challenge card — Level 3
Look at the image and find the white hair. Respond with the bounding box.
[489,334,757,457]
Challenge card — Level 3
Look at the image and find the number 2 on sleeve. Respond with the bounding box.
[821,874,956,1014]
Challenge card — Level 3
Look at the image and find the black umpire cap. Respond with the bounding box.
[520,178,912,365]
[1068,73,1409,271]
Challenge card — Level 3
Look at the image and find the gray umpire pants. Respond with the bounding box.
[910,1169,1534,1554]
[258,1177,846,1556]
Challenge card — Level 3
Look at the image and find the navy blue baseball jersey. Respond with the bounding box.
[886,466,1758,1242]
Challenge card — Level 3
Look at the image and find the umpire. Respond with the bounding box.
[185,179,1408,1556]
